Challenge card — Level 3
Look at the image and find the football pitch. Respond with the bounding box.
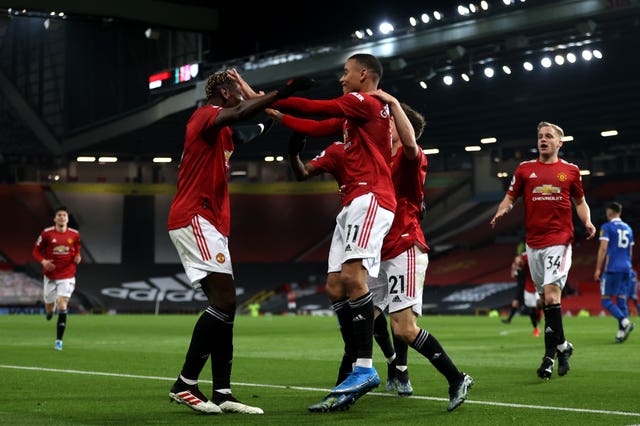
[1,313,638,425]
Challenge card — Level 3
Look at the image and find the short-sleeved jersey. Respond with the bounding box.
[381,147,429,260]
[599,217,634,272]
[308,142,346,186]
[168,105,234,236]
[276,93,395,212]
[507,158,585,248]
[32,226,81,280]
[520,253,537,293]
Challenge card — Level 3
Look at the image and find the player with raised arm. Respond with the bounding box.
[271,53,396,409]
[166,69,312,415]
[365,90,473,412]
[278,90,473,412]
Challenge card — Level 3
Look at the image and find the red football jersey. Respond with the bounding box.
[381,147,429,260]
[168,105,233,236]
[507,158,585,248]
[32,226,81,280]
[275,93,396,212]
[309,142,346,187]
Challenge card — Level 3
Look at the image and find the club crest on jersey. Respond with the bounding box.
[68,238,74,244]
[533,184,561,194]
[557,172,567,182]
[215,253,225,264]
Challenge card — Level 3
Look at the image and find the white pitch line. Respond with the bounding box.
[2,364,639,417]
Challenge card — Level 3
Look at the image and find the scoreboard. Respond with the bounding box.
[149,63,200,91]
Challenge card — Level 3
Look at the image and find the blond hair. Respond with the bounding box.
[537,121,564,138]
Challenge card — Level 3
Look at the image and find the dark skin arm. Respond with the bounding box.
[214,87,282,128]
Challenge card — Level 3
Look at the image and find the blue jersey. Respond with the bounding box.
[599,218,634,273]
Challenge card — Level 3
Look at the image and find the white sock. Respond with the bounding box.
[179,375,197,386]
[355,358,373,368]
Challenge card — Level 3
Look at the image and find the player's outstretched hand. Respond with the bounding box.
[288,132,307,156]
[277,77,315,99]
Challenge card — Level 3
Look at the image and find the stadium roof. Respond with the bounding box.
[1,0,639,169]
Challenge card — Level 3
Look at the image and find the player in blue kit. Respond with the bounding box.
[594,202,635,343]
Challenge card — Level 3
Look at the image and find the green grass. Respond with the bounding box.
[1,314,638,425]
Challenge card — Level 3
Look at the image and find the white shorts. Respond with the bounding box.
[525,244,572,293]
[168,215,233,288]
[524,289,540,308]
[43,277,75,304]
[327,193,394,278]
[367,245,428,316]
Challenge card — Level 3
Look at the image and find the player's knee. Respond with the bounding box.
[601,297,614,310]
[340,274,365,294]
[390,319,418,343]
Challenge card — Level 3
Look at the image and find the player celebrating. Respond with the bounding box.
[286,129,409,396]
[166,69,312,415]
[491,121,596,379]
[271,53,396,408]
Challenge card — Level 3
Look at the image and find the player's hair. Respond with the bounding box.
[349,53,383,81]
[537,121,564,138]
[55,206,68,214]
[204,71,233,100]
[607,201,622,214]
[400,102,426,140]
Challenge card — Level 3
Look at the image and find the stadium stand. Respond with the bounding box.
[230,192,340,262]
[0,184,52,264]
[1,174,636,315]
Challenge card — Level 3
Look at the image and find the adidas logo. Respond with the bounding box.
[345,244,352,252]
[392,295,402,303]
[529,172,538,178]
[432,352,442,360]
[545,326,553,333]
[352,314,366,322]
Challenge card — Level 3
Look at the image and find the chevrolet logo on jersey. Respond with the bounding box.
[532,184,561,194]
[53,245,70,254]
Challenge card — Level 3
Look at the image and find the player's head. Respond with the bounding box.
[390,102,426,147]
[54,206,69,227]
[606,201,622,220]
[401,102,426,140]
[204,71,243,106]
[536,121,564,160]
[340,53,383,93]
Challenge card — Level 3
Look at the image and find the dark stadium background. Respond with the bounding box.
[1,0,638,315]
